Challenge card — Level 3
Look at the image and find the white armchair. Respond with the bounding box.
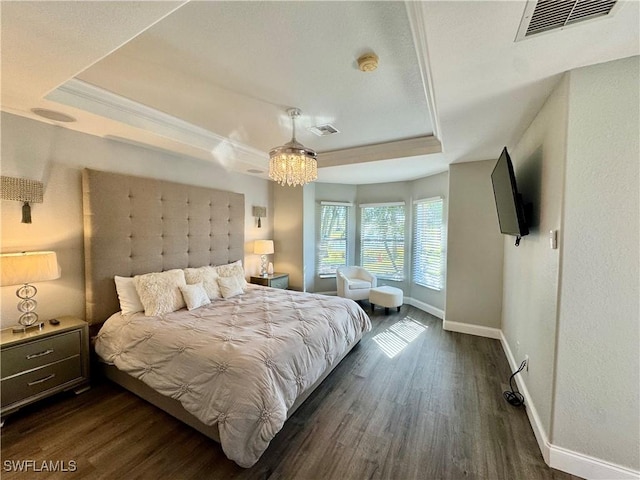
[336,266,377,301]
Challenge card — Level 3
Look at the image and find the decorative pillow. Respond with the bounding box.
[134,269,187,316]
[179,282,211,311]
[215,260,247,288]
[184,266,221,300]
[218,275,244,299]
[114,276,145,315]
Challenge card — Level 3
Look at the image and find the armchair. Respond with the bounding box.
[336,266,377,301]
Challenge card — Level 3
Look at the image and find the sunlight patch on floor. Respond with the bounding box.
[372,316,427,358]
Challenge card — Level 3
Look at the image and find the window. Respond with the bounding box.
[412,197,444,290]
[317,203,349,277]
[360,203,405,281]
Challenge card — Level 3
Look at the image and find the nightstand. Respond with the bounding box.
[250,273,289,289]
[0,316,90,422]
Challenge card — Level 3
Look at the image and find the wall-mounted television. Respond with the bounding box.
[491,147,529,246]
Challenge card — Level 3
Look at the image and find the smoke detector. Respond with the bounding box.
[357,53,379,72]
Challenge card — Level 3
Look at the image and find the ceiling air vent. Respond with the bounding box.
[516,0,619,40]
[308,124,340,136]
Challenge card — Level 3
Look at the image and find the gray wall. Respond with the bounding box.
[445,160,504,328]
[504,74,568,435]
[0,112,272,328]
[273,184,304,291]
[552,56,639,469]
[503,56,639,471]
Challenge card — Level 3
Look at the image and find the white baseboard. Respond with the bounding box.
[499,331,551,463]
[500,332,640,480]
[549,445,640,480]
[442,319,501,339]
[405,297,444,319]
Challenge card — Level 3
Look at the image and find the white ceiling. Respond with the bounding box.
[1,1,638,185]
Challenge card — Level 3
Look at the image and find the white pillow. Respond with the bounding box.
[114,276,144,315]
[218,275,244,299]
[134,269,187,316]
[179,282,211,311]
[215,260,247,288]
[184,266,221,300]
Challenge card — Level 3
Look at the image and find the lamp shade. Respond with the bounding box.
[253,240,274,255]
[0,251,61,286]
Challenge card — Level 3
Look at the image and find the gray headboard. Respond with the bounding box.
[82,169,245,324]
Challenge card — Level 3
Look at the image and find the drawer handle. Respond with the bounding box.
[27,373,55,386]
[26,349,54,360]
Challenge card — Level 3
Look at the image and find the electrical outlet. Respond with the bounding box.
[525,355,529,372]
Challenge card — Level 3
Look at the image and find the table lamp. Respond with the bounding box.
[253,240,274,277]
[1,251,61,332]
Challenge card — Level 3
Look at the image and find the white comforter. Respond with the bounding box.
[94,285,371,467]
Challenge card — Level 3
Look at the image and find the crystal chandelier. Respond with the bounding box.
[269,108,317,187]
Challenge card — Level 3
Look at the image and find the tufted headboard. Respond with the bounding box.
[82,169,245,324]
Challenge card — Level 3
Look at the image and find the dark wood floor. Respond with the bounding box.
[1,305,581,480]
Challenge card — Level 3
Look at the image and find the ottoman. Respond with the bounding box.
[369,286,403,314]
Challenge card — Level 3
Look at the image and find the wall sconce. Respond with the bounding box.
[0,176,44,223]
[0,251,61,332]
[252,206,267,228]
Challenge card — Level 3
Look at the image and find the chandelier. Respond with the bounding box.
[269,108,317,187]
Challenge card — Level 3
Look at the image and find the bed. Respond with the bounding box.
[82,169,371,467]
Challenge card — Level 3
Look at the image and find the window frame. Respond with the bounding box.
[359,202,406,281]
[317,201,351,278]
[412,196,445,291]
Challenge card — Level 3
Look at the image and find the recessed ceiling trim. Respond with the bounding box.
[317,135,442,168]
[46,78,267,166]
[515,0,621,41]
[405,1,442,143]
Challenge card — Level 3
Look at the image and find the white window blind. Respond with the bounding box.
[360,203,405,280]
[317,203,349,277]
[412,197,444,290]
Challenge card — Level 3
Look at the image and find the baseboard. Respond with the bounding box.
[442,319,501,339]
[405,297,444,319]
[499,331,551,463]
[549,445,640,480]
[500,332,640,480]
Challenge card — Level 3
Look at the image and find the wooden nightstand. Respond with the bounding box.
[250,273,289,289]
[0,316,90,422]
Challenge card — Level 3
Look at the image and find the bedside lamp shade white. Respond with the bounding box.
[254,240,274,276]
[0,251,61,331]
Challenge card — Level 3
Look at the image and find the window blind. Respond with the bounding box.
[317,204,349,277]
[412,197,444,290]
[360,204,405,280]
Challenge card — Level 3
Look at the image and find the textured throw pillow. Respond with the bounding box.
[215,260,247,288]
[179,282,211,311]
[134,269,187,316]
[114,276,145,315]
[184,266,221,300]
[218,275,244,299]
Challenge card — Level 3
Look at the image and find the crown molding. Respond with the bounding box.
[317,135,442,168]
[405,1,442,145]
[46,79,267,166]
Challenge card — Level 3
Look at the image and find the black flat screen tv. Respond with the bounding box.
[491,147,529,246]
